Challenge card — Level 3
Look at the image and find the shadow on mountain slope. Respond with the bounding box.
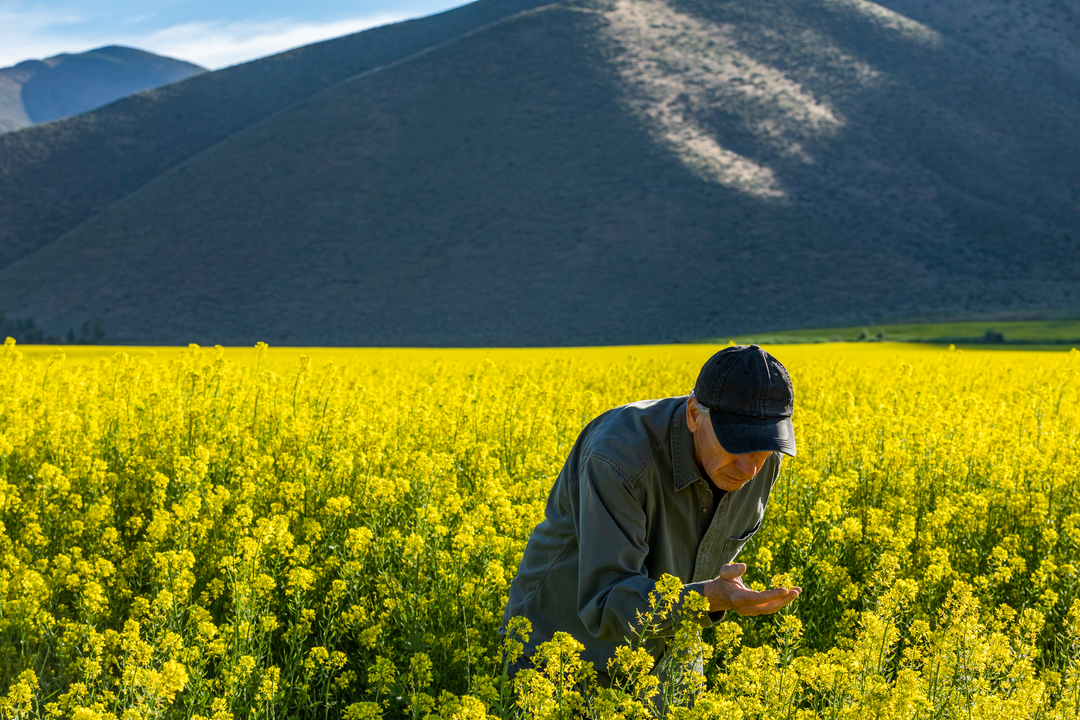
[0,0,553,272]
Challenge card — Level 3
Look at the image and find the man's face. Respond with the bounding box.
[686,397,772,492]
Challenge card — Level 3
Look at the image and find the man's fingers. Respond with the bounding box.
[718,563,747,580]
[734,589,801,617]
[730,585,791,605]
[739,599,796,617]
[708,570,802,614]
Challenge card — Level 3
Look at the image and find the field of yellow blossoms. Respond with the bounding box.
[1,338,1079,719]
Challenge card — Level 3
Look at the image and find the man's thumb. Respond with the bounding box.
[719,563,747,580]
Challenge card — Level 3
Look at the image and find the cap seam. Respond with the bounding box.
[758,348,770,418]
[715,357,736,411]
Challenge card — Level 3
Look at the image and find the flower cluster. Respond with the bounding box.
[0,338,1078,719]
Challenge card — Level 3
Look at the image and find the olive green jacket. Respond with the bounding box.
[502,397,781,672]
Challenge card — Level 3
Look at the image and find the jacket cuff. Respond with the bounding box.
[682,581,721,627]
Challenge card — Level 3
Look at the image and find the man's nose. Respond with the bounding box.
[733,454,760,478]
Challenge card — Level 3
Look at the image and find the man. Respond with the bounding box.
[502,345,801,677]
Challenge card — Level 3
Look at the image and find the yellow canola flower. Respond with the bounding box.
[0,341,1076,719]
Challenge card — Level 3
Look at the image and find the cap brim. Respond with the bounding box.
[709,409,797,457]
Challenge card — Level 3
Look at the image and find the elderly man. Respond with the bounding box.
[502,345,801,677]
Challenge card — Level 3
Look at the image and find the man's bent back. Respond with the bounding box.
[502,395,780,675]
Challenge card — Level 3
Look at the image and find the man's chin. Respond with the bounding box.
[714,476,752,491]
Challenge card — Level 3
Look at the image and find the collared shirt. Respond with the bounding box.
[502,396,781,672]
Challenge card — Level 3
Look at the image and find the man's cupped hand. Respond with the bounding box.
[704,563,801,616]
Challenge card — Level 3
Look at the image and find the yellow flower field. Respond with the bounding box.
[1,338,1079,719]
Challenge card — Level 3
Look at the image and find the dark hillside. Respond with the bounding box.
[0,0,552,272]
[0,0,1076,345]
[884,0,1080,96]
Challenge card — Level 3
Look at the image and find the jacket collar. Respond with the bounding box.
[670,399,705,491]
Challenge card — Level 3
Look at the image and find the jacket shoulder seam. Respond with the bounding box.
[583,451,649,505]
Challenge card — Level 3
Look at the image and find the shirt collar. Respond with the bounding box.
[670,399,705,491]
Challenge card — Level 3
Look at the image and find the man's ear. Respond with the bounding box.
[686,397,701,432]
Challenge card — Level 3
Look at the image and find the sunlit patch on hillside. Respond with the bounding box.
[822,0,943,47]
[597,0,851,199]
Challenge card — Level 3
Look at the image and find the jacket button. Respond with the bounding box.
[701,507,709,514]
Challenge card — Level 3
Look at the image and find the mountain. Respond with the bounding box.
[0,0,1077,346]
[0,0,552,277]
[0,46,205,133]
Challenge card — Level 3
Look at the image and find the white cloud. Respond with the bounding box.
[0,6,88,66]
[122,13,158,25]
[126,13,411,69]
[0,8,410,69]
[0,5,81,31]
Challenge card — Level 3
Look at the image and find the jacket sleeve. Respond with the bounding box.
[575,454,711,642]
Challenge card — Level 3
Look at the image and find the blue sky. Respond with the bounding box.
[0,0,469,69]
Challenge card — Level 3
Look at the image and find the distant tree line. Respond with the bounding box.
[0,310,105,344]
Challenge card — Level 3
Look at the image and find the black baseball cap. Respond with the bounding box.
[692,345,796,456]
